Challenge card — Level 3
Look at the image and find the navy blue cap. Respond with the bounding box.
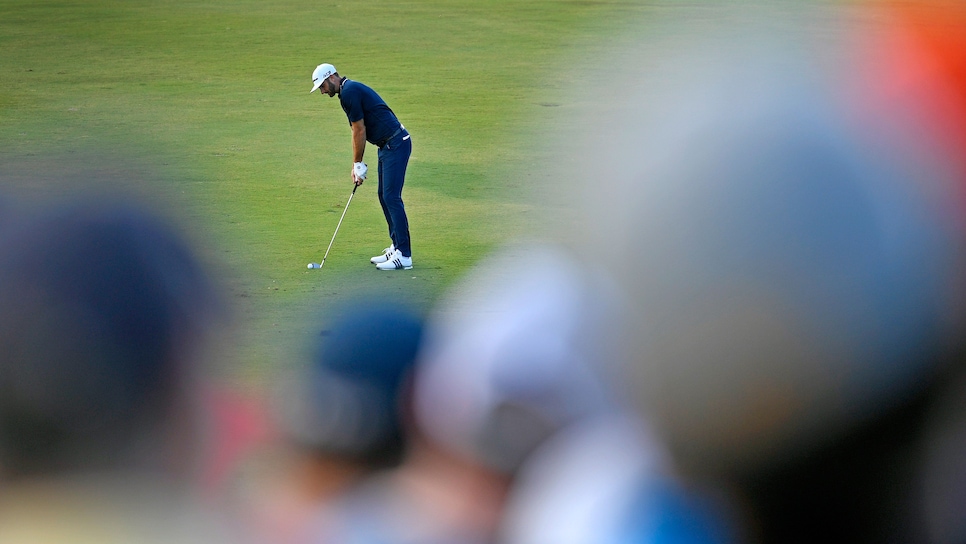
[0,199,219,476]
[315,303,423,387]
[275,301,424,465]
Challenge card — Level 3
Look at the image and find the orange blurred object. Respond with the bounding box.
[854,1,966,208]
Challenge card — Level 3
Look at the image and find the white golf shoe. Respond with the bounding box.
[370,244,395,264]
[375,249,413,270]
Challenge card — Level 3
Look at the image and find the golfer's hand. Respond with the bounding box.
[352,162,367,185]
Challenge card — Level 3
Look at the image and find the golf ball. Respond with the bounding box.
[307,263,315,269]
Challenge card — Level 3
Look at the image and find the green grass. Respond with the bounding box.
[0,0,653,383]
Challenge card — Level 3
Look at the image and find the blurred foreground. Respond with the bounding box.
[3,2,966,543]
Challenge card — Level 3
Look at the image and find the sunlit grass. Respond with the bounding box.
[0,0,652,381]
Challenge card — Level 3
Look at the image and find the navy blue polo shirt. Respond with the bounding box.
[339,78,401,146]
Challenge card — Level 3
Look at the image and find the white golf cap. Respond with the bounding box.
[310,63,337,93]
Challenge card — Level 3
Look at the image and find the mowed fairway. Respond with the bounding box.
[0,0,650,382]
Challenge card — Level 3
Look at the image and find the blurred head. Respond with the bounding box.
[550,3,966,478]
[0,198,221,480]
[273,301,424,468]
[413,243,623,474]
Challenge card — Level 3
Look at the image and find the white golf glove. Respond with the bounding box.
[353,162,368,183]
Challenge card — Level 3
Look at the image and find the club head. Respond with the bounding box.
[307,262,320,269]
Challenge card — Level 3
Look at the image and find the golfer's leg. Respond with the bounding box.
[376,153,395,246]
[381,140,412,258]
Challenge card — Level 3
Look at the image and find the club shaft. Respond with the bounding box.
[319,184,358,268]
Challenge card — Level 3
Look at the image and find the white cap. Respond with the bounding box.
[310,63,337,93]
[413,243,622,473]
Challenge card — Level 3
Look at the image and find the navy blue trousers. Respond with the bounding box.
[377,130,412,257]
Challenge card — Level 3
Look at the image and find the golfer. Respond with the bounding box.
[311,63,413,270]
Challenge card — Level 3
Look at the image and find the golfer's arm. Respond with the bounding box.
[350,120,366,163]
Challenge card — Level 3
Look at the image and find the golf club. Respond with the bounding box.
[308,183,358,270]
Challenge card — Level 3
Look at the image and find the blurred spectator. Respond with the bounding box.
[546,2,966,543]
[0,197,239,542]
[414,243,632,544]
[413,244,621,475]
[312,243,726,544]
[233,300,424,544]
